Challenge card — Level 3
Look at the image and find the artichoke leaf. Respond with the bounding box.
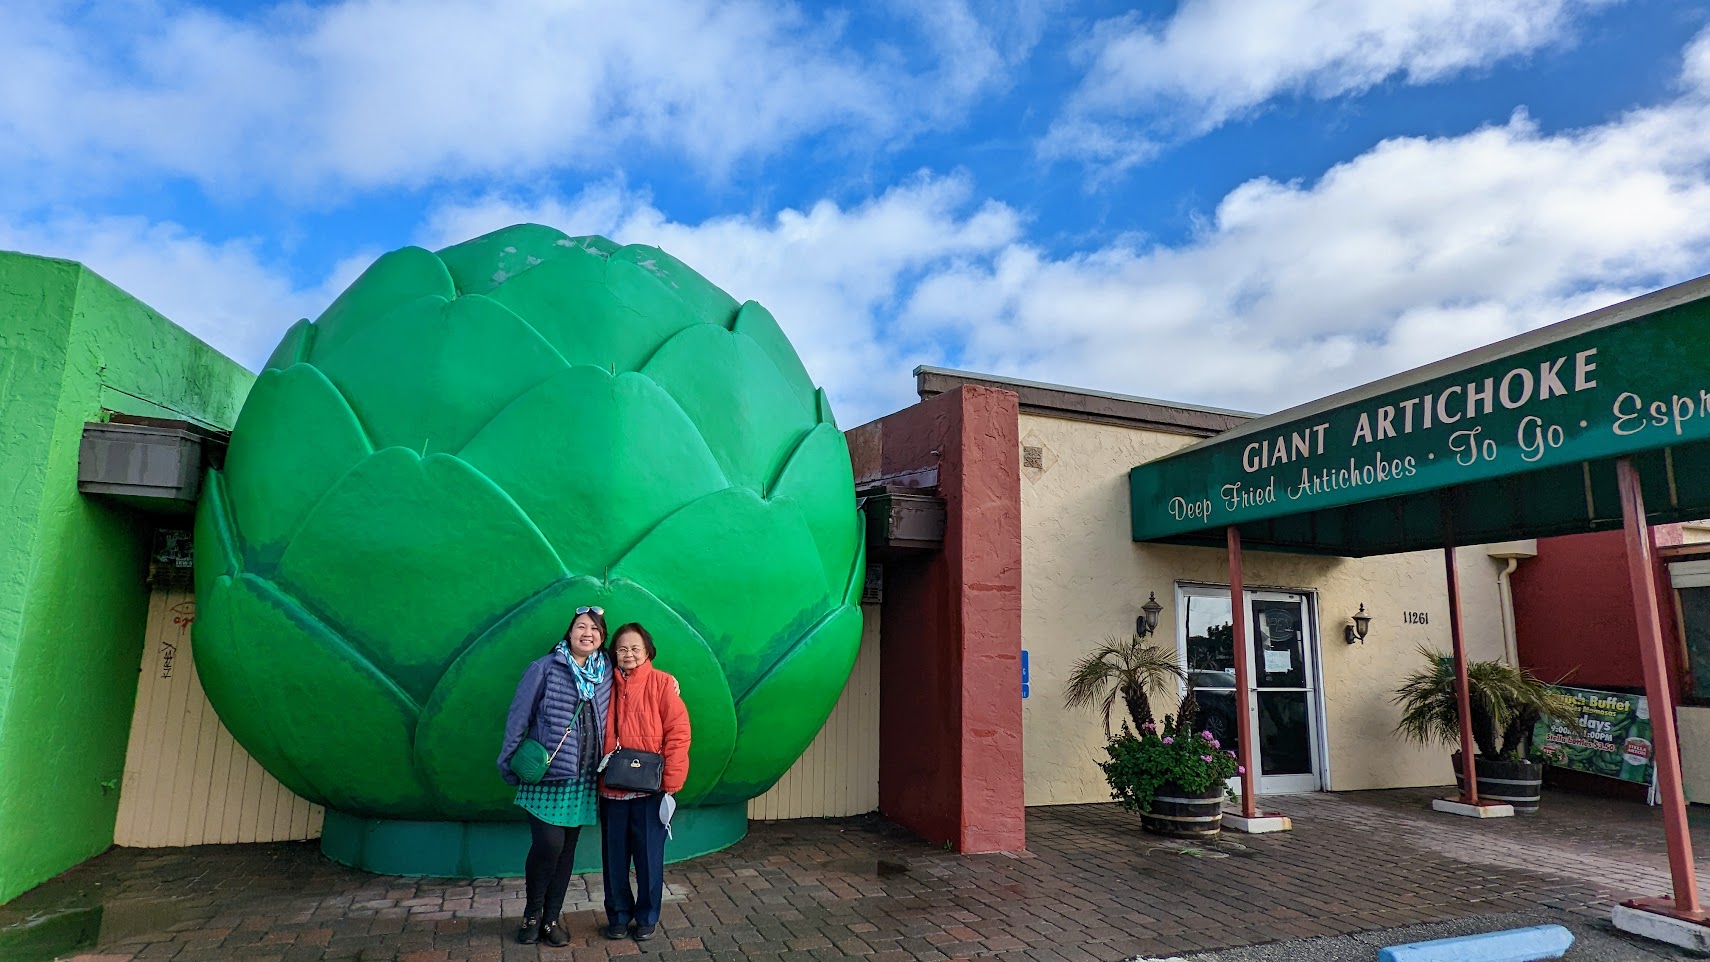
[841,513,868,610]
[731,301,816,414]
[310,246,455,362]
[222,364,371,569]
[193,469,240,590]
[263,319,314,372]
[609,244,740,331]
[434,224,606,296]
[700,604,863,805]
[458,366,727,576]
[197,572,433,816]
[815,388,838,430]
[314,293,570,455]
[612,486,831,698]
[468,252,694,375]
[768,422,859,596]
[194,572,322,803]
[275,448,566,704]
[639,324,816,492]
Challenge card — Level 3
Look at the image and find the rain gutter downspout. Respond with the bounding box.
[1486,541,1538,668]
[1498,557,1520,667]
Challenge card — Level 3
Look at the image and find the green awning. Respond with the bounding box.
[1129,273,1710,556]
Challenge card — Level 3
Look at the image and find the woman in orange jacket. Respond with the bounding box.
[599,622,691,942]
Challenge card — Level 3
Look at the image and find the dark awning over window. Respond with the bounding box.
[1129,273,1710,557]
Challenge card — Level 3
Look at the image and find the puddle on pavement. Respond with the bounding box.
[0,897,194,962]
[820,857,912,878]
[1145,836,1257,860]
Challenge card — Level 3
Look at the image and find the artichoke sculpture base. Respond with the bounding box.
[320,804,749,877]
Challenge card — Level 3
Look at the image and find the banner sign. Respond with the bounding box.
[1130,291,1710,540]
[1533,684,1655,788]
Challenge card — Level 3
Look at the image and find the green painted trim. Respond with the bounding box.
[319,804,749,876]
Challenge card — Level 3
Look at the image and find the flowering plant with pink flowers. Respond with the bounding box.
[1099,708,1240,814]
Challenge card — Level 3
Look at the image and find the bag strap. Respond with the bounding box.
[543,723,573,767]
[612,675,624,751]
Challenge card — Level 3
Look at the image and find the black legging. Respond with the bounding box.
[525,815,581,920]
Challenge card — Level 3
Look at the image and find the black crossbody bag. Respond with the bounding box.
[602,689,665,793]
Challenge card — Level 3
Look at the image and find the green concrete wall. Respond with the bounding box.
[0,252,253,904]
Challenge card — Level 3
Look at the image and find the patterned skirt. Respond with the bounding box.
[515,775,599,828]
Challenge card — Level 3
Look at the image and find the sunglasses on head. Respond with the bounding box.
[575,606,604,616]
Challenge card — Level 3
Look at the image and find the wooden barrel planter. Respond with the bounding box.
[1141,783,1224,838]
[1452,752,1544,813]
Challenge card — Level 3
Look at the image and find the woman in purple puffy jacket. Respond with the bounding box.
[497,607,613,947]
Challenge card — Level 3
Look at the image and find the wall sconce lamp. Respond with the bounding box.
[1345,604,1372,645]
[1136,591,1163,638]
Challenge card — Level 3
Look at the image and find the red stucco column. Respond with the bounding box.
[860,385,1024,853]
[949,387,1025,852]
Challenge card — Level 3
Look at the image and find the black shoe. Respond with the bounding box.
[517,915,541,944]
[541,919,570,947]
[604,922,630,940]
[633,923,656,941]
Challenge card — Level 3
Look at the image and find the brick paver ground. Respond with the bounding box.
[3,787,1707,962]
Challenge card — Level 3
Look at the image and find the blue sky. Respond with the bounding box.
[4,0,1710,425]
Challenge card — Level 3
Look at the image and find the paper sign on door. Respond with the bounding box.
[1264,649,1292,673]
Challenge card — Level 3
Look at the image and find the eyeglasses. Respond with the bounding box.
[575,606,604,616]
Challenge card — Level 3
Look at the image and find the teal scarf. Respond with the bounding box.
[554,642,608,703]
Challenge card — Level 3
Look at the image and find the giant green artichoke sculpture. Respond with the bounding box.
[193,225,864,832]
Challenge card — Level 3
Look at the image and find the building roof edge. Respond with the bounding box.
[912,365,1254,437]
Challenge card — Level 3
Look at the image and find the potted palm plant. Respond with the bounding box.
[1392,645,1580,813]
[1066,636,1240,837]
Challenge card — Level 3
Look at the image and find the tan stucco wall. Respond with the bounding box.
[1019,413,1510,805]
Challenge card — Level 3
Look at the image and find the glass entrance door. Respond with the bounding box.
[1179,587,1323,795]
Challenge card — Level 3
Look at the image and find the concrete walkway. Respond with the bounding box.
[2,787,1706,962]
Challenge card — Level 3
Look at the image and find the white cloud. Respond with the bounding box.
[12,28,1710,433]
[1044,0,1614,174]
[0,0,1028,202]
[887,0,1058,107]
[0,215,364,369]
[944,35,1710,413]
[424,27,1710,424]
[423,175,1025,426]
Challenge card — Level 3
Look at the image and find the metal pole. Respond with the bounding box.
[1616,457,1703,917]
[1445,544,1480,805]
[1228,525,1258,819]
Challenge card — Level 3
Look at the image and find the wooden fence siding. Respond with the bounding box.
[748,608,880,821]
[114,588,324,847]
[112,589,164,847]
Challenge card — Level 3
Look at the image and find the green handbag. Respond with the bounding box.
[511,725,571,785]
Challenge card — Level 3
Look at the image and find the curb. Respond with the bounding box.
[1376,924,1573,962]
